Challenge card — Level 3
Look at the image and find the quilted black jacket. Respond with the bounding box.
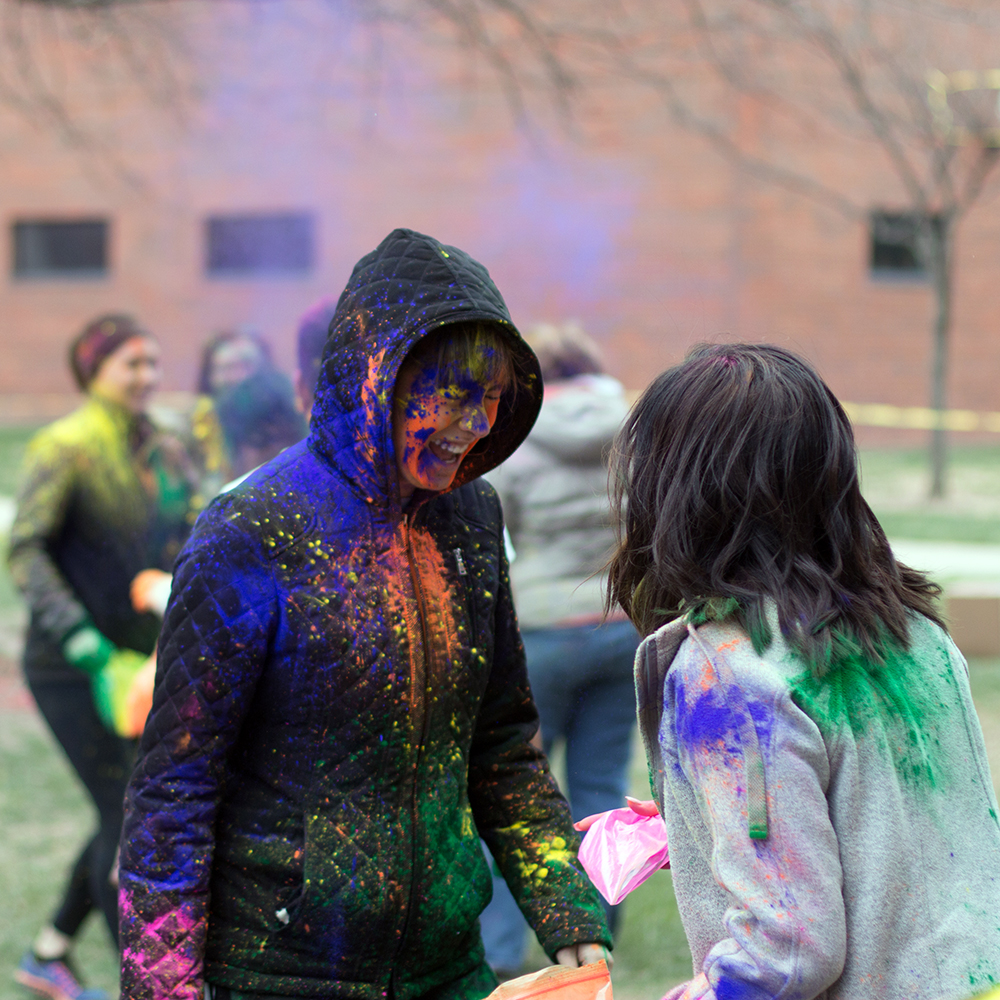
[118,230,611,1000]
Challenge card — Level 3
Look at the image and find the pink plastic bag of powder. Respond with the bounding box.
[578,807,670,906]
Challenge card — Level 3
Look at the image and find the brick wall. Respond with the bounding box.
[0,3,997,429]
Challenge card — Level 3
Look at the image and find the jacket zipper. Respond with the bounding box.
[389,509,435,994]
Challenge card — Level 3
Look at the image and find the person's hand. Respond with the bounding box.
[624,796,660,816]
[131,569,173,616]
[554,943,613,969]
[62,624,115,677]
[574,796,659,833]
[122,653,157,738]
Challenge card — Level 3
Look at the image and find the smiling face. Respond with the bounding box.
[392,360,502,498]
[88,336,161,415]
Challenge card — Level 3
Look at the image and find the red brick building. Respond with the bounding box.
[0,2,997,434]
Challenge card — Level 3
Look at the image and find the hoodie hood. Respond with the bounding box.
[308,228,542,508]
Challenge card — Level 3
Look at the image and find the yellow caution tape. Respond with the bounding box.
[841,402,1000,433]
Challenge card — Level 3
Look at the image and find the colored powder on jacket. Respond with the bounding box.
[118,229,611,1000]
[637,611,1000,1000]
[8,394,198,675]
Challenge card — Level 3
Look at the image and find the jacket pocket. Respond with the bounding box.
[211,815,307,937]
[270,878,306,933]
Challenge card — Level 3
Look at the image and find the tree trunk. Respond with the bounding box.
[927,214,953,499]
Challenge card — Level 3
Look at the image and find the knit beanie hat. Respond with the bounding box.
[70,313,149,390]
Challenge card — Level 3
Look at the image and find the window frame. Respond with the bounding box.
[11,218,110,280]
[869,210,943,283]
[204,211,316,278]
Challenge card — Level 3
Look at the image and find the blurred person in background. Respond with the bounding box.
[189,327,273,497]
[131,322,316,623]
[128,368,308,724]
[8,314,199,1000]
[293,298,336,422]
[481,321,637,978]
[129,368,308,748]
[213,368,307,483]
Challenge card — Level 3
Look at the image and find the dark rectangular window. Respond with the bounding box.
[12,219,108,277]
[206,212,315,276]
[870,211,942,278]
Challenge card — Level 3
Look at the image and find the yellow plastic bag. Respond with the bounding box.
[92,649,156,737]
[486,961,612,1000]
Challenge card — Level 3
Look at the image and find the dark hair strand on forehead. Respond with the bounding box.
[397,321,518,396]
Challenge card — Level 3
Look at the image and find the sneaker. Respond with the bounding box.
[14,952,107,1000]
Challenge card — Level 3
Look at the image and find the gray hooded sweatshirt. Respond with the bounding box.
[635,611,1000,1000]
[486,373,628,628]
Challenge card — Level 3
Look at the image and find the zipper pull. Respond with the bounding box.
[453,548,467,576]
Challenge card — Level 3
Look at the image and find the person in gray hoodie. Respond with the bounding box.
[602,342,1000,1000]
[482,323,638,975]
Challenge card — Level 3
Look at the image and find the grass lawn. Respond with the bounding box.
[1,433,1000,1000]
[2,427,998,540]
[0,700,690,1000]
[0,709,122,1000]
[859,443,1000,543]
[7,658,1000,1000]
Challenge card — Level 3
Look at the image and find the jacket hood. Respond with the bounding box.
[308,228,542,508]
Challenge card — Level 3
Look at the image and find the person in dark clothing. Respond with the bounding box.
[118,229,611,1000]
[188,328,274,498]
[293,297,337,422]
[196,327,274,399]
[214,368,307,481]
[8,315,198,1000]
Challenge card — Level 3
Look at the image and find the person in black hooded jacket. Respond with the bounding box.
[118,229,612,1000]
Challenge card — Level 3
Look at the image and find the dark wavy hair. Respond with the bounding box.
[605,342,944,674]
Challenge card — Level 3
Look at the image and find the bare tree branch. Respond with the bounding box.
[957,146,1000,212]
[769,1,931,209]
[624,57,861,217]
[8,0,1000,495]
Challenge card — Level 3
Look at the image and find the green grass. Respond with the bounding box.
[0,712,121,1000]
[1,439,999,1000]
[1,436,997,542]
[7,659,1000,1000]
[859,444,1000,543]
[0,707,690,1000]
